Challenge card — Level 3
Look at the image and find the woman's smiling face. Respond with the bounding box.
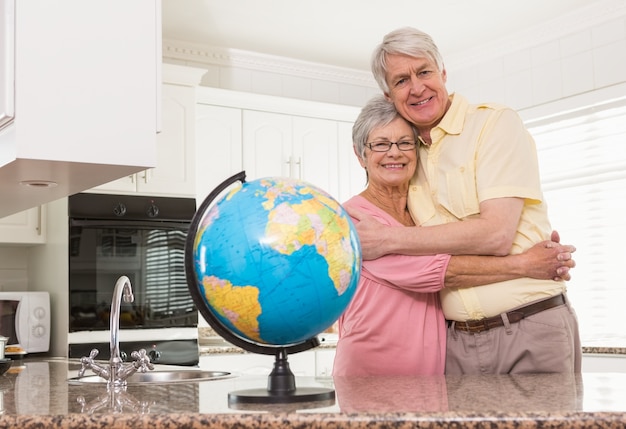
[359,116,417,189]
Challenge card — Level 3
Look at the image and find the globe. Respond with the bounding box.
[184,171,361,405]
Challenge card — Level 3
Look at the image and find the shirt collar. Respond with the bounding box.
[437,92,467,136]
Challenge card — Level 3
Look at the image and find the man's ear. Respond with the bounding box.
[384,93,392,102]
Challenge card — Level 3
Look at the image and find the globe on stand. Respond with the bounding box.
[184,171,361,405]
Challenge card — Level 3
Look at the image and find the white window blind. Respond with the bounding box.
[526,100,626,347]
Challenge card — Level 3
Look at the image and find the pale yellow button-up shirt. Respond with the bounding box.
[408,94,565,321]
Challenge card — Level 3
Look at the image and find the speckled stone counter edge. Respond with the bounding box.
[3,411,626,429]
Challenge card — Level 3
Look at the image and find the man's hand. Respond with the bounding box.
[347,208,390,260]
[520,234,576,281]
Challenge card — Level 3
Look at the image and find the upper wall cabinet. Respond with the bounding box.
[195,87,364,205]
[195,103,242,202]
[91,65,206,197]
[242,111,341,198]
[0,205,45,245]
[0,0,161,218]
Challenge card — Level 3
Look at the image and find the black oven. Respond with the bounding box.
[67,193,199,365]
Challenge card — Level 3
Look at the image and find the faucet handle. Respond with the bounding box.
[77,349,99,377]
[78,348,111,380]
[131,349,154,372]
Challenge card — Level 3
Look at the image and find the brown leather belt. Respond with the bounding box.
[450,294,566,334]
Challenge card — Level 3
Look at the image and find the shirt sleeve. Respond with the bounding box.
[343,196,451,293]
[361,253,450,293]
[476,108,543,203]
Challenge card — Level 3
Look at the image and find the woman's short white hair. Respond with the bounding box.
[352,95,417,160]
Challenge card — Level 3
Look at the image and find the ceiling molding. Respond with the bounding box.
[162,40,377,88]
[445,0,626,69]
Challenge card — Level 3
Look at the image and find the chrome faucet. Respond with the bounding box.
[78,276,154,388]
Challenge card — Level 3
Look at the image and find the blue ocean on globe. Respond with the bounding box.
[191,177,361,346]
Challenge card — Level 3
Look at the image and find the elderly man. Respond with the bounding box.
[350,27,581,374]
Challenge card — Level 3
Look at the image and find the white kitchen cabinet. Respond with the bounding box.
[92,84,196,197]
[92,65,206,197]
[243,111,341,198]
[195,104,242,203]
[0,0,161,217]
[314,348,337,377]
[337,121,367,202]
[0,206,46,245]
[199,347,336,378]
[199,351,316,377]
[195,87,361,204]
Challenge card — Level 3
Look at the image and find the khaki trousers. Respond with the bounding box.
[445,295,582,375]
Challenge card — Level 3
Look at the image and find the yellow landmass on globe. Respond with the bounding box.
[265,187,357,295]
[201,275,263,343]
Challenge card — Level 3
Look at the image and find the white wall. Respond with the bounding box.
[0,247,28,291]
[446,7,626,112]
[162,4,626,113]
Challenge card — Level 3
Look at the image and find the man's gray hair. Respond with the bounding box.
[371,27,445,93]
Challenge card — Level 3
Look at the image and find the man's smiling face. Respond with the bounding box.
[383,53,449,135]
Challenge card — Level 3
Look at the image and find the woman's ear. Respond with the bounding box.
[354,145,367,168]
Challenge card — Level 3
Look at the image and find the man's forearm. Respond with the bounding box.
[443,254,524,289]
[383,221,512,257]
[351,197,523,260]
[443,241,574,288]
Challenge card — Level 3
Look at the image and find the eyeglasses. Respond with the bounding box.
[365,140,416,152]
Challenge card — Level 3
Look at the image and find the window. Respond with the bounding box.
[526,100,626,347]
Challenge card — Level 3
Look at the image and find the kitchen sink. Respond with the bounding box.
[68,369,233,384]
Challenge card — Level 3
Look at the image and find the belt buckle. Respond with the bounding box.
[466,318,490,333]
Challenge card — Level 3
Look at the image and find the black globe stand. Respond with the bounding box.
[228,348,335,405]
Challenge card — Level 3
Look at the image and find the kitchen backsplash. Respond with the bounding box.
[0,247,28,291]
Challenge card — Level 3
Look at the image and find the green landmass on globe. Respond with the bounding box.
[190,176,361,347]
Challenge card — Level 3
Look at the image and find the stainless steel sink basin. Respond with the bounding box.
[68,370,233,384]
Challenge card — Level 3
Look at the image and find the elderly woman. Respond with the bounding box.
[332,96,575,376]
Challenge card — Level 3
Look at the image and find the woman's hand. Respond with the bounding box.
[519,232,576,281]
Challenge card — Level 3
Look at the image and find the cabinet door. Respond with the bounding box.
[199,351,316,376]
[243,111,343,200]
[91,84,196,197]
[243,110,292,180]
[294,116,339,199]
[337,121,367,203]
[89,173,137,194]
[0,206,46,245]
[196,104,243,202]
[138,84,196,197]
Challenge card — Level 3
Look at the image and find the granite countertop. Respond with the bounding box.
[0,357,625,428]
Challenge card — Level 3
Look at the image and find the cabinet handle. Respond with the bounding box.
[36,206,42,236]
[286,156,293,178]
[286,156,302,179]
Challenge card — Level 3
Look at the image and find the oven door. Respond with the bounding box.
[68,219,198,333]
